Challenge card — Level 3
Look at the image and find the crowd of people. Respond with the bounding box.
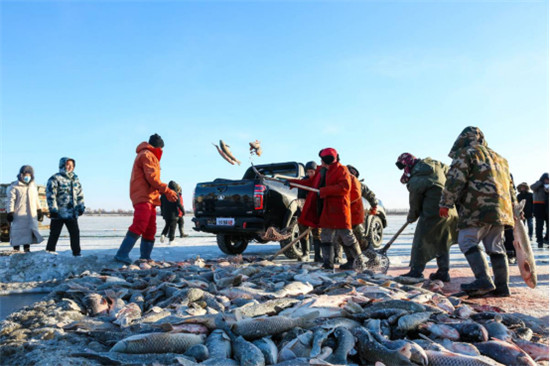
[4,129,549,299]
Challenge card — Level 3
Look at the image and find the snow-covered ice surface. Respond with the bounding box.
[0,214,548,318]
[0,215,417,283]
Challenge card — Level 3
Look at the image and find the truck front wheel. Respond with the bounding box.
[216,234,249,255]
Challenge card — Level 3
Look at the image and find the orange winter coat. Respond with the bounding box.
[319,162,352,230]
[350,175,365,226]
[130,142,169,206]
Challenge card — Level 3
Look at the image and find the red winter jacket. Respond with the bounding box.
[288,166,323,228]
[318,162,352,230]
[350,175,365,226]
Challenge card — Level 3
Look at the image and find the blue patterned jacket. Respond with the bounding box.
[46,157,85,219]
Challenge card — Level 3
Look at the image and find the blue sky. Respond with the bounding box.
[1,1,548,210]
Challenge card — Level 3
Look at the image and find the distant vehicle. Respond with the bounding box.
[0,183,50,242]
[192,162,387,258]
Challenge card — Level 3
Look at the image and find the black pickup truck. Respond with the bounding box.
[192,161,387,258]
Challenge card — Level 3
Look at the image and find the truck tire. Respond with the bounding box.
[367,216,384,249]
[216,234,249,255]
[280,223,302,259]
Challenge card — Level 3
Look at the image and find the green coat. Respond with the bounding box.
[407,158,458,268]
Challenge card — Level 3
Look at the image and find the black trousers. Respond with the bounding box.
[46,218,81,255]
[534,203,549,244]
[503,227,515,258]
[177,217,184,236]
[161,219,178,241]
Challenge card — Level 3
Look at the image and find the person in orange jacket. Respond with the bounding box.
[114,134,178,264]
[316,148,367,270]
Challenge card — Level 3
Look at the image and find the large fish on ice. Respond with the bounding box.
[512,200,537,288]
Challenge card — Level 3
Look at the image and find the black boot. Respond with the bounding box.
[339,245,355,270]
[23,245,30,253]
[313,239,322,263]
[298,236,310,262]
[429,253,451,282]
[460,246,495,296]
[13,246,20,251]
[401,267,425,279]
[321,242,335,269]
[489,253,510,297]
[333,243,344,264]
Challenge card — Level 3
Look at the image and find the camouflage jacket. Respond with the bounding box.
[360,182,377,208]
[46,157,85,219]
[440,127,516,229]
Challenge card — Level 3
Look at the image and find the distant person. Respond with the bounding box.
[517,182,534,240]
[46,157,85,256]
[114,134,178,264]
[7,165,44,252]
[289,161,323,263]
[396,153,457,281]
[531,173,549,248]
[160,181,185,245]
[176,183,188,238]
[440,127,516,297]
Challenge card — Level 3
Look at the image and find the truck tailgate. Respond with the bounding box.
[194,179,258,217]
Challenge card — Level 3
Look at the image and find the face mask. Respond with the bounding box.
[395,161,405,170]
[23,176,31,183]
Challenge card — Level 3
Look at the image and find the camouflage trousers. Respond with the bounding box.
[457,225,506,255]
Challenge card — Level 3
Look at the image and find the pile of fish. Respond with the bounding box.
[1,256,548,366]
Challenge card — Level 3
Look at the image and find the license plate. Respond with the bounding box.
[216,218,235,226]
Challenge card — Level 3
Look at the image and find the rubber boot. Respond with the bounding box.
[339,245,355,270]
[334,243,344,264]
[23,245,30,253]
[489,253,510,297]
[313,239,322,263]
[321,242,335,270]
[13,246,20,251]
[299,236,310,262]
[140,239,155,260]
[460,246,496,296]
[429,253,451,282]
[114,231,140,264]
[400,266,425,279]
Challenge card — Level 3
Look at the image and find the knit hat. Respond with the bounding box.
[319,148,339,165]
[305,161,317,171]
[149,134,165,148]
[347,165,359,178]
[396,153,418,184]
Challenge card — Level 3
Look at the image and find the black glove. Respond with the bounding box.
[37,209,44,222]
[77,207,85,216]
[7,212,14,222]
[49,211,59,219]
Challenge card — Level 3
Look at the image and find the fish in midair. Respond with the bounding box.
[213,143,235,165]
[249,140,262,156]
[220,140,241,165]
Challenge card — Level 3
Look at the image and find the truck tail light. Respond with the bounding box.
[254,184,266,210]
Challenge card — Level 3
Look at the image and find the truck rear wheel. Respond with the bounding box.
[216,234,249,255]
[279,223,302,259]
[367,216,384,249]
